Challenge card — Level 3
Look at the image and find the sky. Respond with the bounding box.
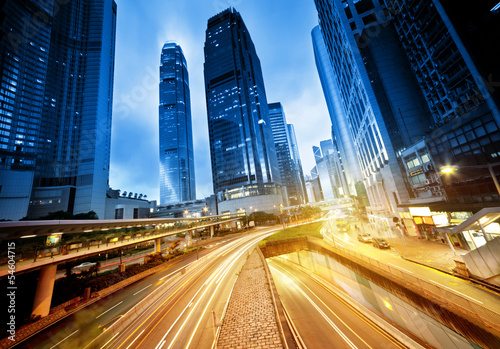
[110,0,333,202]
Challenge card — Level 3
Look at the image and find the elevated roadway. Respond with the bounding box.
[0,215,241,319]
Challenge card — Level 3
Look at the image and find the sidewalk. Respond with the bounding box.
[360,222,468,273]
[217,249,284,349]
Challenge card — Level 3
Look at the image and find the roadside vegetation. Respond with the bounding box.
[259,221,323,246]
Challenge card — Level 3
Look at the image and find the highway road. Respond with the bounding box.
[268,257,409,349]
[16,228,277,349]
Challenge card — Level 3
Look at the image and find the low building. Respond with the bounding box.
[105,188,156,219]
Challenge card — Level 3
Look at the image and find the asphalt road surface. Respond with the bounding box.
[16,228,278,349]
[269,257,409,349]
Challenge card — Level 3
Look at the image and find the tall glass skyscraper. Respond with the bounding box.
[268,102,302,206]
[287,124,307,204]
[204,8,281,214]
[312,25,362,197]
[159,42,196,205]
[314,0,432,218]
[0,0,117,220]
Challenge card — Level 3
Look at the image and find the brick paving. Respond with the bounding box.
[217,249,284,349]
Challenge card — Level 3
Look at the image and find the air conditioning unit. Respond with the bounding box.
[424,179,431,185]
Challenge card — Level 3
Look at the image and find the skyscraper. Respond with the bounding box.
[0,0,117,220]
[386,0,500,210]
[313,140,343,201]
[159,42,196,205]
[204,8,281,214]
[287,124,307,204]
[314,0,432,221]
[312,25,362,197]
[268,102,302,206]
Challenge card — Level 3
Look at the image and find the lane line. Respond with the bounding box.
[100,332,120,349]
[429,280,483,304]
[124,329,144,349]
[49,329,78,349]
[96,301,123,319]
[117,230,272,349]
[271,266,359,349]
[154,340,166,349]
[133,284,152,296]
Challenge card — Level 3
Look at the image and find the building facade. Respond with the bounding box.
[312,25,362,197]
[268,102,303,206]
[159,42,196,206]
[386,0,500,212]
[0,0,117,220]
[203,8,281,215]
[287,124,307,204]
[314,0,437,226]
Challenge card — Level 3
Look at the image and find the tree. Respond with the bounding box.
[249,211,279,225]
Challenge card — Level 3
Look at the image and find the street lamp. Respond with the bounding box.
[440,162,500,196]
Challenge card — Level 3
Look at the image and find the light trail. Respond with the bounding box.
[49,329,79,349]
[271,263,374,349]
[123,231,270,349]
[164,234,267,349]
[96,301,124,319]
[133,284,152,296]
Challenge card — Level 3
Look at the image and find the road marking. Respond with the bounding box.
[429,280,483,304]
[159,266,188,280]
[387,263,413,274]
[133,284,152,296]
[271,266,360,349]
[125,329,144,349]
[100,331,120,349]
[49,329,78,349]
[154,340,166,349]
[96,301,123,319]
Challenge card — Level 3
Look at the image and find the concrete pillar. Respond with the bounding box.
[210,225,215,238]
[155,238,162,253]
[32,264,57,318]
[185,230,193,248]
[477,221,491,242]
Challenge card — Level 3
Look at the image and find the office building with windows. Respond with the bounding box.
[268,102,303,206]
[0,0,117,220]
[159,42,196,205]
[314,0,435,223]
[386,0,500,211]
[204,8,282,215]
[313,140,344,201]
[287,124,307,204]
[312,25,362,198]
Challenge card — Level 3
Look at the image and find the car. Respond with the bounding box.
[73,262,96,271]
[357,233,372,243]
[372,238,390,249]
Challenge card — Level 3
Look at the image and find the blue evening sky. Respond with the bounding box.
[110,0,332,202]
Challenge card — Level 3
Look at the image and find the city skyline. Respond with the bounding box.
[110,0,332,203]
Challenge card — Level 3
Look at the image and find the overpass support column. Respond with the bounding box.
[186,231,193,248]
[155,238,162,254]
[210,225,214,238]
[31,264,57,318]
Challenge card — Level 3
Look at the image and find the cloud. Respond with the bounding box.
[110,0,331,202]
